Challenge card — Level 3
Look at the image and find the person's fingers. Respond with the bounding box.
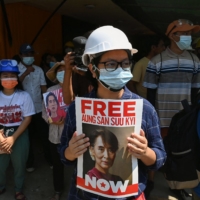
[127,130,147,156]
[70,132,86,143]
[69,132,90,158]
[73,146,88,157]
[1,143,11,151]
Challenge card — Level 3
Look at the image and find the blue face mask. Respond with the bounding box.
[49,62,56,68]
[176,35,192,50]
[97,67,133,90]
[56,71,65,83]
[22,57,35,65]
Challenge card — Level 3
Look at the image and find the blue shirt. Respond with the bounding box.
[58,87,166,200]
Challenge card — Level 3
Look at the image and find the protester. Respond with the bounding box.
[18,43,52,172]
[0,59,35,200]
[128,35,165,98]
[42,61,72,200]
[58,25,166,200]
[143,19,200,199]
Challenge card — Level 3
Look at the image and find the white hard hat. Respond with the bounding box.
[82,26,138,66]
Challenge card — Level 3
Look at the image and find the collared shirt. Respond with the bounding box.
[42,84,65,144]
[58,87,166,200]
[143,47,200,127]
[18,62,46,113]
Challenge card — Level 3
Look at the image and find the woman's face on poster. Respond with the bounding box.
[90,135,116,174]
[47,95,57,112]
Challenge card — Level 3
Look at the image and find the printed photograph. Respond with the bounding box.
[82,123,134,185]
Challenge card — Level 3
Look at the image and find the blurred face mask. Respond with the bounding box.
[49,62,56,68]
[175,35,192,50]
[22,57,35,65]
[56,71,65,83]
[1,78,18,89]
[96,67,133,90]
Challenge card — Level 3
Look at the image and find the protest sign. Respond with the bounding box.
[76,98,143,198]
[43,88,67,123]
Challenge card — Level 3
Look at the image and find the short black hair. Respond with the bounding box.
[46,92,59,106]
[142,35,164,56]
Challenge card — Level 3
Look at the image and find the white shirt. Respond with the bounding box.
[18,62,46,113]
[0,90,35,127]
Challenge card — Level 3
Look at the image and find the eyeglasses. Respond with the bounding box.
[98,60,132,72]
[0,59,17,67]
[167,19,194,36]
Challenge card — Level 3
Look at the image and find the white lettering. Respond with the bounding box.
[85,174,96,188]
[85,174,129,193]
[110,180,129,193]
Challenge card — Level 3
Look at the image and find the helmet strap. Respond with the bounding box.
[98,79,122,92]
[91,61,122,92]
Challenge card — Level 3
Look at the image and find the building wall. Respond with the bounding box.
[0,2,62,65]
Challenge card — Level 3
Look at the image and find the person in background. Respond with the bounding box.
[0,59,35,200]
[127,35,165,198]
[143,19,200,199]
[40,53,56,88]
[42,61,73,200]
[128,35,165,98]
[18,43,52,172]
[59,25,166,200]
[12,55,21,65]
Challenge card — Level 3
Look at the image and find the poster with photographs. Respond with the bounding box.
[75,97,143,198]
[43,88,67,123]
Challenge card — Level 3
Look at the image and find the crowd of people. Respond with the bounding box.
[0,19,200,200]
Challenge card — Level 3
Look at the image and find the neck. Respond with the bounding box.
[2,88,15,95]
[59,82,63,87]
[97,82,124,99]
[169,41,184,55]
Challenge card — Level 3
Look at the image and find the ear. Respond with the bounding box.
[169,33,179,42]
[88,64,97,79]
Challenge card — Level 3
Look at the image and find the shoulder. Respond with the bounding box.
[134,57,148,69]
[16,90,31,97]
[187,51,200,63]
[33,65,44,73]
[18,62,25,71]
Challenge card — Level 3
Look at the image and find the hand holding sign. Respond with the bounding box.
[66,131,90,161]
[127,129,148,159]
